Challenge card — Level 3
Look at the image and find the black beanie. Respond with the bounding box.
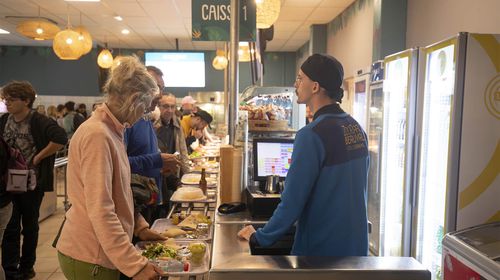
[300,54,344,102]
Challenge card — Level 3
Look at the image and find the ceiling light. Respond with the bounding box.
[121,29,130,35]
[0,28,9,34]
[16,20,60,40]
[64,0,101,2]
[97,47,113,68]
[53,29,83,60]
[212,50,228,70]
[74,26,93,55]
[256,0,281,29]
[114,16,123,21]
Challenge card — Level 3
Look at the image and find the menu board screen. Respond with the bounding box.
[145,52,205,87]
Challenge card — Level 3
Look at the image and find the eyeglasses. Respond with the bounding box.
[2,97,21,103]
[159,104,177,110]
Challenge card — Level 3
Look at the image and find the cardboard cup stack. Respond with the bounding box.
[219,145,243,203]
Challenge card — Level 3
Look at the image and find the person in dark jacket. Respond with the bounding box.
[0,135,13,280]
[0,81,68,279]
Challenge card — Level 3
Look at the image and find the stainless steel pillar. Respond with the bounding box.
[228,0,239,145]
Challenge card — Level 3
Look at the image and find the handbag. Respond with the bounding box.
[131,174,159,212]
[3,139,36,193]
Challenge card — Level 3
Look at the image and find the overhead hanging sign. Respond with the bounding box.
[192,0,256,41]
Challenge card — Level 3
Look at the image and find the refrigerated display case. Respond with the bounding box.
[442,222,500,280]
[366,61,384,256]
[413,33,500,280]
[377,49,418,258]
[352,71,371,131]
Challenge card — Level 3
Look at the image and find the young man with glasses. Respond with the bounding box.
[0,81,67,279]
[238,54,370,257]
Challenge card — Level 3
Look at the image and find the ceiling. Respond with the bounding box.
[0,0,355,52]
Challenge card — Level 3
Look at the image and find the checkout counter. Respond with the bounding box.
[210,200,431,280]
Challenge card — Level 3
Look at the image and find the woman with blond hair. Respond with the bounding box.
[46,105,57,121]
[56,56,164,280]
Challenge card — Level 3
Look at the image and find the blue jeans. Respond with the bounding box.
[0,203,13,280]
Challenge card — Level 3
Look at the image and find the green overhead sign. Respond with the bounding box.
[192,0,256,41]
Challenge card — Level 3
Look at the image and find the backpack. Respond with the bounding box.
[1,137,36,192]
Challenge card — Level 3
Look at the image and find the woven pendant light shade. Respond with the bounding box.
[53,29,83,60]
[256,0,281,29]
[238,42,251,62]
[16,20,60,40]
[212,50,228,70]
[97,48,113,68]
[74,26,93,55]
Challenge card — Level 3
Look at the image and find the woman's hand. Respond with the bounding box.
[137,228,166,241]
[237,225,256,241]
[132,262,162,280]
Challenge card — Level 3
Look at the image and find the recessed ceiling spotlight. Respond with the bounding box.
[0,28,10,34]
[121,29,130,35]
[114,15,123,21]
[64,0,100,2]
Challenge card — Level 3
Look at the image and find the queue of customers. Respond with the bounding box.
[0,57,214,280]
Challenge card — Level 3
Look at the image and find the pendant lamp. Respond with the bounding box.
[53,13,84,60]
[16,20,60,40]
[212,50,228,70]
[74,26,93,55]
[53,28,83,60]
[97,44,113,68]
[16,7,60,40]
[256,0,281,29]
[238,42,251,62]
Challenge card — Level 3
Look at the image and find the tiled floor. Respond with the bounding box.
[33,199,66,280]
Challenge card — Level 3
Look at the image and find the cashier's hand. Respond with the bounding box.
[237,225,256,241]
[137,228,166,241]
[133,262,162,280]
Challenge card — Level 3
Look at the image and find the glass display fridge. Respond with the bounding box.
[352,71,371,131]
[373,49,419,258]
[412,33,500,280]
[366,61,384,256]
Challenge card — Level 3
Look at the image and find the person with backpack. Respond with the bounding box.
[62,101,85,139]
[0,81,67,279]
[0,136,13,280]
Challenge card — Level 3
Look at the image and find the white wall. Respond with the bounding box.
[406,0,500,48]
[326,1,374,78]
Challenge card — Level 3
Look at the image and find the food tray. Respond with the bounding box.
[135,240,209,276]
[181,173,218,185]
[170,191,216,203]
[151,219,213,241]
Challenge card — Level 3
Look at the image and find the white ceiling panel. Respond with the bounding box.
[308,7,343,24]
[283,0,322,7]
[319,0,356,8]
[277,6,314,21]
[0,0,354,52]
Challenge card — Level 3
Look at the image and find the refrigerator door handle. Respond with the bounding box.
[376,131,383,194]
[411,134,420,210]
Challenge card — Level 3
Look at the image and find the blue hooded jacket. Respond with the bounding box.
[254,104,369,256]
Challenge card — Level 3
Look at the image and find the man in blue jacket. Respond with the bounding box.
[239,54,369,256]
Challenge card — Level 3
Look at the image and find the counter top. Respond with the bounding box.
[210,223,430,280]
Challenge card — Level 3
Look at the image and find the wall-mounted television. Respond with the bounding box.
[145,52,205,87]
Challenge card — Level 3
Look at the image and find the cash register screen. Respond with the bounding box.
[253,138,294,181]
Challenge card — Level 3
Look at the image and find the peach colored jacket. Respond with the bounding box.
[57,104,149,277]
